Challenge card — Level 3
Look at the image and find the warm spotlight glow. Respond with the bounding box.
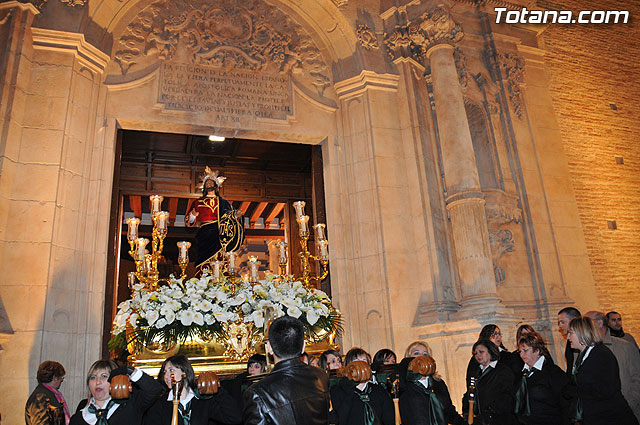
[208,135,225,142]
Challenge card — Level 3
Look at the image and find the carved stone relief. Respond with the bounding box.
[59,0,85,6]
[453,47,468,89]
[499,52,525,119]
[356,24,379,50]
[489,229,514,285]
[113,0,330,94]
[384,7,463,64]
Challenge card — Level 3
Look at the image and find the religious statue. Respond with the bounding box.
[185,167,244,272]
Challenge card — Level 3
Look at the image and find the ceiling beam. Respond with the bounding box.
[250,202,268,225]
[265,202,285,226]
[239,201,251,215]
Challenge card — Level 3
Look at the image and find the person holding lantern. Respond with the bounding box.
[69,360,162,425]
[398,355,465,425]
[185,167,244,272]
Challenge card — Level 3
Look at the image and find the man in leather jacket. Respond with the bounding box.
[243,316,330,425]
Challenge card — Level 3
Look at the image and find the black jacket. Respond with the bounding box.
[243,358,330,425]
[515,357,576,425]
[463,362,515,425]
[25,383,66,425]
[70,371,163,425]
[144,387,241,425]
[399,377,464,425]
[574,344,639,425]
[330,378,395,425]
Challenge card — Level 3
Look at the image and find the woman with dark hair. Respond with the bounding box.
[568,317,638,425]
[462,340,515,425]
[70,360,162,425]
[319,349,343,371]
[231,354,267,409]
[372,349,397,372]
[398,355,465,425]
[330,348,395,425]
[25,361,69,425]
[144,355,241,425]
[467,325,523,386]
[514,332,575,425]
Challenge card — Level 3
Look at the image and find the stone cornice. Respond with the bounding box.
[31,27,110,73]
[0,0,39,13]
[334,70,399,99]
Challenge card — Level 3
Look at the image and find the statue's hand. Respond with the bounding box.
[235,210,243,218]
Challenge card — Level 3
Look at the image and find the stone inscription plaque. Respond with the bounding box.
[158,63,292,121]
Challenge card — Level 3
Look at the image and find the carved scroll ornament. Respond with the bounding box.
[356,24,379,50]
[384,7,463,63]
[114,0,330,92]
[499,52,525,118]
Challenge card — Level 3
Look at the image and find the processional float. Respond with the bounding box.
[110,182,341,375]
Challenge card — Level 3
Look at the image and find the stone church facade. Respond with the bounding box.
[0,0,637,421]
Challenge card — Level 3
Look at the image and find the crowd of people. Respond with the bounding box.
[25,309,640,425]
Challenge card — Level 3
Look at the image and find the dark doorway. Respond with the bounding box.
[103,130,328,357]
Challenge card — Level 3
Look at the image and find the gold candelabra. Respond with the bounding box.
[124,196,329,290]
[292,201,329,287]
[125,195,192,290]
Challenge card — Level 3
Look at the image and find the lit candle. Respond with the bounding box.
[128,272,136,287]
[144,253,152,272]
[226,251,237,273]
[212,261,223,282]
[136,238,149,261]
[249,256,258,282]
[177,241,191,264]
[156,211,169,235]
[297,215,309,238]
[126,217,140,241]
[150,195,164,217]
[292,201,306,219]
[278,241,288,265]
[317,240,329,261]
[313,223,326,241]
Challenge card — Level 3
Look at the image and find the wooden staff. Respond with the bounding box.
[467,376,476,425]
[170,373,184,425]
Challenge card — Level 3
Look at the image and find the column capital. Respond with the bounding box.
[384,6,463,63]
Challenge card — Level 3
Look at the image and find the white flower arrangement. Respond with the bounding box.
[109,274,341,352]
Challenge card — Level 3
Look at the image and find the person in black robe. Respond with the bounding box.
[568,317,638,425]
[514,332,576,425]
[462,340,515,425]
[185,167,244,272]
[330,348,395,425]
[397,356,465,425]
[70,360,162,425]
[144,354,241,425]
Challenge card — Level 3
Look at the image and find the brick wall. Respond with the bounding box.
[538,0,640,336]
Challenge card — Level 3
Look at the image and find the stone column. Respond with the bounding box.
[426,43,502,312]
[0,14,110,422]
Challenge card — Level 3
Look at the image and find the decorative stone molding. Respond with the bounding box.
[59,0,85,6]
[489,229,514,285]
[453,47,468,88]
[384,6,463,63]
[331,0,348,7]
[483,189,521,226]
[499,52,525,118]
[113,0,330,92]
[356,24,379,50]
[5,0,47,11]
